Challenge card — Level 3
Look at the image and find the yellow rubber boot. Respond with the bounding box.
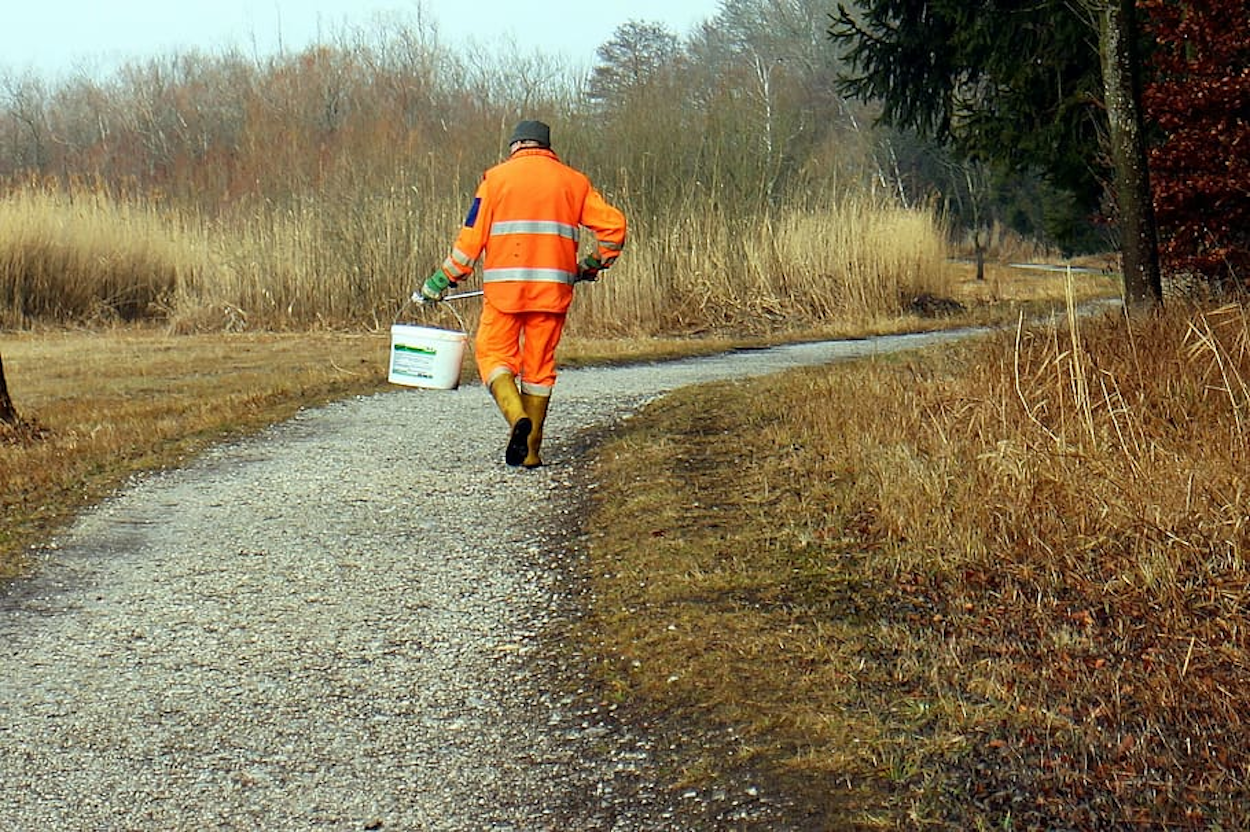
[520,393,550,469]
[488,374,531,466]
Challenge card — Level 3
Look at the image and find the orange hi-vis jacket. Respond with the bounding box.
[437,148,627,314]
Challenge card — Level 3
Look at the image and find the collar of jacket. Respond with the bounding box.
[509,147,559,162]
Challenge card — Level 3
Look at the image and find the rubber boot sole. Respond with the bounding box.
[506,417,533,467]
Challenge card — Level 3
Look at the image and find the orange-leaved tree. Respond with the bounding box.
[1142,0,1250,287]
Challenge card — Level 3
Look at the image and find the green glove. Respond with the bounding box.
[577,256,604,282]
[417,271,452,303]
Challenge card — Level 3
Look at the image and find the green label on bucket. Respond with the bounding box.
[394,344,437,356]
[392,350,437,378]
[391,339,447,381]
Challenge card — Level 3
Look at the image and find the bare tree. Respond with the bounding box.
[1,72,51,173]
[944,158,995,281]
[588,20,681,109]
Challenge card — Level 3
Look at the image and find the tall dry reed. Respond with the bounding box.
[568,194,951,336]
[2,177,953,334]
[0,184,198,327]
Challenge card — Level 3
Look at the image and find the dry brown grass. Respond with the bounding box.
[582,299,1250,828]
[0,328,390,576]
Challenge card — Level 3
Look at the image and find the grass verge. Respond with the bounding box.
[581,299,1250,828]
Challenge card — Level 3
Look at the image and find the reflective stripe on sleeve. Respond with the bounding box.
[441,247,475,278]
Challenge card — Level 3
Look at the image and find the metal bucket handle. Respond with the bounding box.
[395,290,480,333]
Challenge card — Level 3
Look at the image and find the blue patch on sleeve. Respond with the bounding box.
[464,198,481,228]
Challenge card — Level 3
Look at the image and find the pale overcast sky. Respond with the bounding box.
[1,0,721,79]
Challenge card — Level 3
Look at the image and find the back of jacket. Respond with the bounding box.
[439,148,627,314]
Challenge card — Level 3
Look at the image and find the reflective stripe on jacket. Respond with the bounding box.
[438,148,627,314]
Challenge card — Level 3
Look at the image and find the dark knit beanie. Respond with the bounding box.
[508,119,551,148]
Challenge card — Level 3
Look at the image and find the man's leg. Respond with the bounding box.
[518,312,565,468]
[476,303,530,466]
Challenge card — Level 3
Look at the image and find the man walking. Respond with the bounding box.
[418,119,627,468]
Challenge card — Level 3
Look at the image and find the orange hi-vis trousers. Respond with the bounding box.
[475,301,566,395]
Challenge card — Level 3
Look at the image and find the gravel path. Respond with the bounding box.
[0,329,975,830]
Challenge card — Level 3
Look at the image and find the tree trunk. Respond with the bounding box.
[0,352,18,425]
[974,226,988,282]
[1098,0,1163,312]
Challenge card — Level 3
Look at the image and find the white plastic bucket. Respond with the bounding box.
[388,324,468,389]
